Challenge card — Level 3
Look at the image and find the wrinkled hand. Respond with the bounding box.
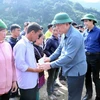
[38,63,51,70]
[11,81,17,93]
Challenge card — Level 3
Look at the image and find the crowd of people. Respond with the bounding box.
[0,12,100,100]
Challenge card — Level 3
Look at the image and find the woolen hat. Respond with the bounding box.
[0,19,7,29]
[52,12,73,25]
[81,14,97,23]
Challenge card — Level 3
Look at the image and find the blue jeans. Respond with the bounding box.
[65,75,85,100]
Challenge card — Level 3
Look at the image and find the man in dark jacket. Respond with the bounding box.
[8,24,21,48]
[44,26,60,100]
[81,14,100,100]
[7,24,21,98]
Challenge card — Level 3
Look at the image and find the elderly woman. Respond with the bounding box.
[0,19,17,100]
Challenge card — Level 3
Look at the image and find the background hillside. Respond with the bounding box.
[70,0,100,11]
[0,0,100,31]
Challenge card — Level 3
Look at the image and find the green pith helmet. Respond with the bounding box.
[52,12,73,25]
[81,14,97,23]
[0,19,7,29]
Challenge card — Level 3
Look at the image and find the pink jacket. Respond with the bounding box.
[0,41,16,95]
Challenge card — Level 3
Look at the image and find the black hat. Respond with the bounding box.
[47,23,53,29]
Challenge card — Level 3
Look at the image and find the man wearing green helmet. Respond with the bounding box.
[81,14,100,100]
[39,12,87,100]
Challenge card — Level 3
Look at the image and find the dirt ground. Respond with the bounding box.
[39,71,96,100]
[39,79,96,100]
[9,71,96,100]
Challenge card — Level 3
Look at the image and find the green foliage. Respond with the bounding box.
[0,0,100,31]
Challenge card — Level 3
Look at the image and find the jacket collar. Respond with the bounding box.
[64,25,73,39]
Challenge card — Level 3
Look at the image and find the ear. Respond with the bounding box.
[30,30,35,34]
[11,29,15,33]
[66,23,69,26]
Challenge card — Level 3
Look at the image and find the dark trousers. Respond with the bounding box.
[65,75,85,100]
[19,85,38,100]
[0,91,10,100]
[85,54,100,97]
[59,68,66,81]
[47,68,59,95]
[10,86,19,98]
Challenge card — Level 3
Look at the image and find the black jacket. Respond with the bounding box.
[7,37,18,49]
[34,44,44,77]
[44,35,60,57]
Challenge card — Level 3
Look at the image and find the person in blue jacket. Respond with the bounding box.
[39,12,87,100]
[81,14,100,100]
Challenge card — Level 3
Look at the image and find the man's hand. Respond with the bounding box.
[44,57,50,62]
[11,81,17,93]
[34,67,44,73]
[38,63,51,70]
[38,54,50,63]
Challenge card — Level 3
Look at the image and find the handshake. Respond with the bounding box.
[35,56,51,73]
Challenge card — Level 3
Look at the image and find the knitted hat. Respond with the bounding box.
[0,19,7,29]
